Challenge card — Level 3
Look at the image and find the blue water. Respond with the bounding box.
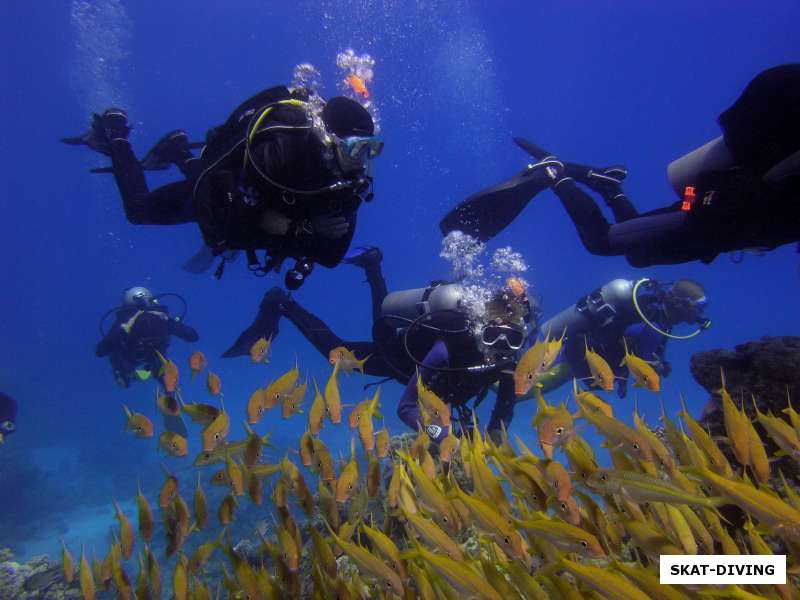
[1,0,798,561]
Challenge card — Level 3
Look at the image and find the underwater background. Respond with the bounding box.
[1,0,799,566]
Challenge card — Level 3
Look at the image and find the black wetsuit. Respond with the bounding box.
[442,64,800,267]
[96,305,198,387]
[106,87,361,269]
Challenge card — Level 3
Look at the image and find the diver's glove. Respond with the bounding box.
[310,214,351,239]
[425,424,449,444]
[61,108,130,155]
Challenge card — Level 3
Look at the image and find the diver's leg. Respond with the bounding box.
[551,178,617,256]
[343,246,387,322]
[564,162,640,222]
[487,375,516,436]
[109,138,197,225]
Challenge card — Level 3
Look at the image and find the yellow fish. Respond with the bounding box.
[158,431,188,457]
[249,335,272,364]
[201,399,229,452]
[335,438,359,503]
[282,379,307,419]
[719,370,750,466]
[206,371,222,396]
[159,467,179,509]
[123,405,154,438]
[193,474,208,530]
[328,346,371,375]
[112,500,135,561]
[155,350,179,393]
[416,376,450,427]
[620,338,660,392]
[61,539,75,584]
[188,351,207,379]
[584,337,615,391]
[177,393,219,426]
[531,388,574,460]
[79,546,96,600]
[308,379,326,435]
[136,481,154,541]
[264,362,300,409]
[514,333,560,396]
[155,388,181,417]
[324,362,343,424]
[375,426,390,459]
[358,388,381,452]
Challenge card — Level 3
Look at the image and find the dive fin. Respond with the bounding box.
[181,244,216,274]
[221,289,284,358]
[439,169,551,242]
[163,414,188,438]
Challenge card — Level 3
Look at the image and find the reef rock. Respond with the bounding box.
[691,335,800,477]
[0,548,80,599]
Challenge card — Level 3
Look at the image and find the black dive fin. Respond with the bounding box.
[90,166,114,174]
[513,137,553,160]
[221,290,283,358]
[181,244,216,274]
[439,169,551,242]
[163,414,188,438]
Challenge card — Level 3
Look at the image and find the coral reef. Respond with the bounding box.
[0,548,79,599]
[691,335,800,479]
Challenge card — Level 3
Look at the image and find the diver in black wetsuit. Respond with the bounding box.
[96,286,199,389]
[222,247,538,441]
[62,87,383,290]
[441,64,800,267]
[528,278,710,399]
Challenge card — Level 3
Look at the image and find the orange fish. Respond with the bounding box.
[113,500,135,561]
[159,432,188,457]
[123,405,153,438]
[189,351,207,379]
[155,350,179,393]
[206,371,222,396]
[346,74,369,99]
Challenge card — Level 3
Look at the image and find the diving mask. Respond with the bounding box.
[340,136,384,160]
[335,135,384,174]
[481,323,527,351]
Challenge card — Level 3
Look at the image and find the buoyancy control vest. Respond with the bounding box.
[191,87,361,261]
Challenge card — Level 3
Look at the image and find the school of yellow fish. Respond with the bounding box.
[66,336,800,599]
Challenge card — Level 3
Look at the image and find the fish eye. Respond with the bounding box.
[527,373,533,381]
[600,473,607,481]
[503,536,510,545]
[632,442,639,450]
[555,427,564,436]
[560,503,567,510]
[348,484,353,490]
[580,540,588,548]
[442,516,448,523]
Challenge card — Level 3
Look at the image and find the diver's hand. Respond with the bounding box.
[311,214,350,239]
[425,424,449,444]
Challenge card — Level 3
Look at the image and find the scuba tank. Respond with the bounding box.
[541,279,639,341]
[379,282,467,332]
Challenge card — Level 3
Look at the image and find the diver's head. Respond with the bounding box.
[663,279,708,326]
[477,278,531,363]
[123,286,155,307]
[321,97,382,175]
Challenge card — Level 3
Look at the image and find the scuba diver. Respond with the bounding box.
[222,247,538,441]
[62,85,383,290]
[96,286,198,389]
[527,278,710,399]
[0,392,17,445]
[441,64,800,267]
